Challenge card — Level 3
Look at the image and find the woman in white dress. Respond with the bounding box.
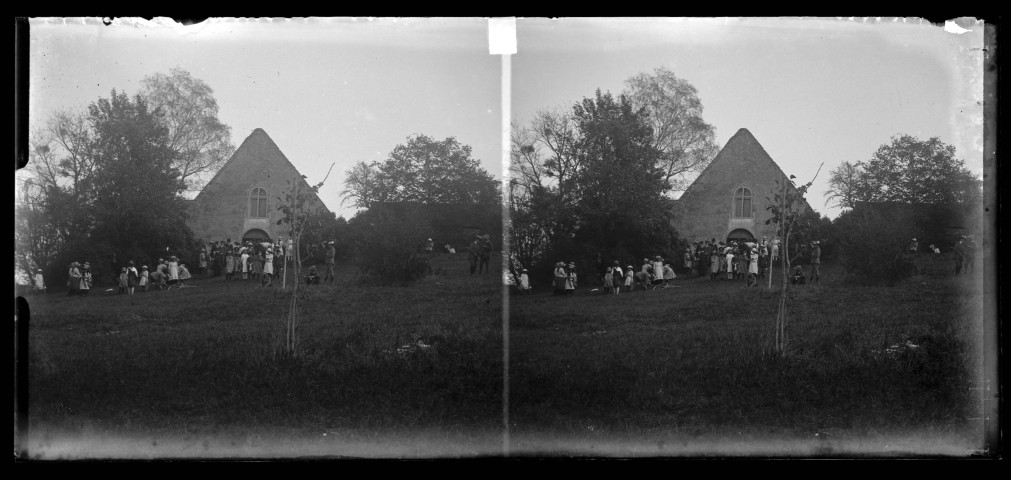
[33,269,46,294]
[725,249,735,280]
[262,247,274,286]
[747,250,759,287]
[241,251,250,280]
[564,262,577,295]
[651,256,664,286]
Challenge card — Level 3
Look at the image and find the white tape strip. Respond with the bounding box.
[488,17,517,55]
[943,20,972,35]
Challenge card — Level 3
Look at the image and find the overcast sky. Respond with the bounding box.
[27,17,501,220]
[514,17,986,220]
[26,17,985,222]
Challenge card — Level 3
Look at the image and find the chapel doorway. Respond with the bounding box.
[726,228,756,243]
[242,228,272,244]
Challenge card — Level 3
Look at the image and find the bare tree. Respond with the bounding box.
[530,108,581,201]
[31,109,94,197]
[339,160,382,209]
[624,67,719,194]
[141,67,234,193]
[509,121,548,203]
[824,161,867,210]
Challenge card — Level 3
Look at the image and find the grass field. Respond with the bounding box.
[508,254,986,456]
[21,254,505,459]
[19,251,988,458]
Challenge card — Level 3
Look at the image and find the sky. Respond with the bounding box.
[24,17,985,223]
[513,17,986,220]
[26,17,503,220]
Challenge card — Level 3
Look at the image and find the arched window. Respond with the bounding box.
[733,187,753,218]
[249,187,268,218]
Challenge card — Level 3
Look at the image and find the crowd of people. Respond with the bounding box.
[685,236,792,285]
[202,238,291,286]
[503,236,817,297]
[49,238,294,297]
[27,230,981,297]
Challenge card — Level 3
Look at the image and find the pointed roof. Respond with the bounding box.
[194,128,330,212]
[682,128,792,198]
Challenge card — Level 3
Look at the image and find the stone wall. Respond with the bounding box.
[187,129,329,243]
[673,128,810,243]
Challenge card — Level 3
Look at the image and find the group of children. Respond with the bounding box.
[54,255,194,297]
[599,257,679,295]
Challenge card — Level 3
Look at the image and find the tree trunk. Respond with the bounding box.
[778,225,790,355]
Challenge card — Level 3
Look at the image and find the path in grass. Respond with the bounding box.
[23,254,505,458]
[508,258,985,455]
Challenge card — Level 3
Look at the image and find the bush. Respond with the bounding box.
[348,204,434,286]
[834,208,918,285]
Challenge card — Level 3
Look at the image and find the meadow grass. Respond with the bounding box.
[22,254,504,459]
[20,251,987,458]
[508,254,986,456]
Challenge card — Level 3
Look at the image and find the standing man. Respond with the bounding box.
[478,234,493,274]
[468,235,481,275]
[954,237,966,275]
[964,235,976,273]
[324,240,336,284]
[810,240,822,284]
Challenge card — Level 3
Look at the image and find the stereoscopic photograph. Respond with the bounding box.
[17,17,505,458]
[504,17,993,456]
[15,16,995,460]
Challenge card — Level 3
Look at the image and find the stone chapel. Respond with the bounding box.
[672,128,811,243]
[186,128,331,244]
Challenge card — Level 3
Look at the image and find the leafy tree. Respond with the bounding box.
[831,207,918,285]
[141,67,235,193]
[346,204,434,286]
[340,135,500,208]
[825,135,982,209]
[624,67,720,193]
[294,209,343,266]
[17,70,234,286]
[570,90,672,258]
[510,89,679,279]
[87,90,194,274]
